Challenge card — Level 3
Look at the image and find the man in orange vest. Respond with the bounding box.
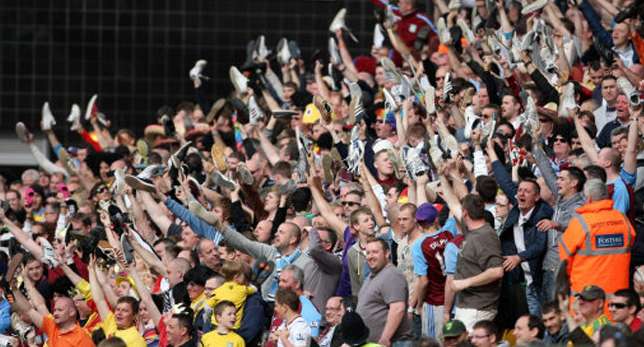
[559,178,636,296]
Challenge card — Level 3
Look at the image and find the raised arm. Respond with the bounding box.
[128,263,162,326]
[139,191,173,234]
[21,267,49,316]
[572,109,599,163]
[0,211,43,260]
[335,31,360,82]
[10,282,43,329]
[88,257,112,321]
[307,174,348,239]
[359,162,387,226]
[126,228,167,277]
[623,108,640,176]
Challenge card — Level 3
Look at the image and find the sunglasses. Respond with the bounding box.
[609,303,628,309]
[554,137,567,143]
[342,201,360,207]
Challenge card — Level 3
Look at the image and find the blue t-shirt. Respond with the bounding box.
[300,295,321,338]
[609,176,630,214]
[444,242,459,275]
[411,217,459,276]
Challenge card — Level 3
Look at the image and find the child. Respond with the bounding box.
[271,289,311,347]
[201,301,245,347]
[207,261,256,329]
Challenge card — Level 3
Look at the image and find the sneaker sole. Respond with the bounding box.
[124,175,157,193]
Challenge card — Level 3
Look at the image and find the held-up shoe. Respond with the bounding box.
[256,35,271,61]
[329,8,358,42]
[15,122,33,143]
[442,72,453,101]
[457,18,475,43]
[328,37,341,66]
[288,40,301,60]
[437,17,451,45]
[380,57,401,83]
[521,0,548,15]
[278,179,297,196]
[248,95,265,125]
[169,141,193,172]
[229,66,248,95]
[41,102,56,131]
[111,168,126,196]
[373,24,385,48]
[558,82,577,116]
[277,38,291,66]
[124,174,156,193]
[448,0,462,10]
[138,164,166,181]
[617,77,640,106]
[349,82,365,124]
[383,88,399,115]
[424,82,437,115]
[236,162,255,185]
[212,171,238,191]
[313,95,335,124]
[84,94,98,120]
[346,126,365,176]
[383,5,398,29]
[241,39,257,71]
[272,109,299,119]
[67,104,81,131]
[189,59,209,82]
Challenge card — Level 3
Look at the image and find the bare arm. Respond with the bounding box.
[450,267,504,291]
[94,266,119,308]
[11,284,44,329]
[438,173,464,221]
[385,28,413,59]
[0,212,43,260]
[307,174,348,239]
[444,275,456,322]
[21,269,49,316]
[139,191,173,234]
[335,31,360,82]
[126,228,168,277]
[572,110,599,163]
[379,301,406,345]
[359,163,387,227]
[88,258,112,321]
[623,109,640,175]
[128,264,162,326]
[257,127,281,166]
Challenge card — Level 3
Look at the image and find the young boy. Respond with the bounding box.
[207,261,256,329]
[272,289,311,347]
[201,301,245,347]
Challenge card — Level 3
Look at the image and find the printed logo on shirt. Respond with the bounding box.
[595,234,624,248]
[409,24,417,33]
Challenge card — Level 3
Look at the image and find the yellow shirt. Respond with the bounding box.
[208,281,256,329]
[201,330,245,347]
[101,312,147,347]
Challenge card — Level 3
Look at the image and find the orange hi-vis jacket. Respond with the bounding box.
[559,199,635,295]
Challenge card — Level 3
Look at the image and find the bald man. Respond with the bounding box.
[12,292,94,347]
[597,148,631,214]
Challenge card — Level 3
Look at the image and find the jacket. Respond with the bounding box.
[559,199,635,294]
[493,160,554,288]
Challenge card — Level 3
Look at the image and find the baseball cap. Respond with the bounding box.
[575,285,606,301]
[443,319,466,337]
[416,203,438,224]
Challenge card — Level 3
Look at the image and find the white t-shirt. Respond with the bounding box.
[277,316,311,347]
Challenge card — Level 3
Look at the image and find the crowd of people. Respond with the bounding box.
[1,0,644,346]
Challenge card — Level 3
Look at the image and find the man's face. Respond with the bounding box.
[589,67,605,86]
[374,151,394,176]
[542,311,563,336]
[609,296,634,323]
[6,191,21,210]
[615,94,630,122]
[365,241,388,272]
[272,224,294,250]
[375,118,394,139]
[180,226,199,250]
[398,0,414,14]
[198,240,220,270]
[204,277,221,298]
[354,213,375,236]
[477,88,490,108]
[324,297,345,326]
[611,133,628,156]
[166,317,185,345]
[341,193,362,217]
[516,181,539,213]
[253,220,273,242]
[501,95,519,119]
[44,205,59,224]
[602,79,618,103]
[278,270,299,291]
[612,23,630,47]
[114,302,136,329]
[471,327,495,347]
[397,208,416,235]
[553,135,571,157]
[579,297,603,319]
[26,260,44,282]
[166,262,184,287]
[556,170,577,197]
[513,316,536,344]
[186,281,204,301]
[52,298,74,325]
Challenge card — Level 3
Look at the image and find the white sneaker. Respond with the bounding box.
[437,17,451,45]
[84,94,98,120]
[349,82,364,122]
[229,66,248,95]
[67,104,81,131]
[256,35,271,61]
[383,88,399,114]
[189,59,208,81]
[442,72,452,101]
[457,18,475,43]
[373,24,385,48]
[41,102,56,131]
[112,168,126,195]
[346,126,365,175]
[15,122,32,143]
[379,57,401,83]
[424,83,436,115]
[248,95,265,125]
[448,0,462,11]
[521,0,548,15]
[277,38,291,66]
[617,77,640,106]
[329,8,358,42]
[328,37,341,66]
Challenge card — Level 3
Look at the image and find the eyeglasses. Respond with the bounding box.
[609,302,628,309]
[342,201,361,207]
